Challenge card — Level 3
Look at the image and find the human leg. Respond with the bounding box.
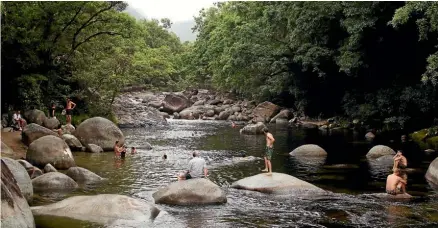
[262,157,268,172]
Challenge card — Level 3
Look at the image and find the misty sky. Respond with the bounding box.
[127,0,218,22]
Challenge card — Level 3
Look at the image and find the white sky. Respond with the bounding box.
[127,0,218,22]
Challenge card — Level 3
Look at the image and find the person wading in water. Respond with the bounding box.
[262,128,275,175]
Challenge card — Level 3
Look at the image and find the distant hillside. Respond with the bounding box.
[124,5,197,42]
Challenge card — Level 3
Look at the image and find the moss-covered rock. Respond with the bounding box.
[411,129,438,151]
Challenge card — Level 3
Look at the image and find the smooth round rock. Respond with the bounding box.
[86,144,103,153]
[66,167,103,184]
[426,157,438,187]
[43,118,60,130]
[24,109,46,126]
[153,178,227,205]
[231,172,325,194]
[26,135,76,169]
[31,194,160,226]
[366,145,396,159]
[61,134,83,150]
[73,117,124,151]
[31,172,78,192]
[290,144,327,157]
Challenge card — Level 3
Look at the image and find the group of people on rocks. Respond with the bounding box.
[9,97,77,131]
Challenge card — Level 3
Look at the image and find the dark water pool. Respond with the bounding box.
[33,120,438,227]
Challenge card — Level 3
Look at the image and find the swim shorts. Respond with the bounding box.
[121,152,126,159]
[265,146,274,160]
[66,109,72,115]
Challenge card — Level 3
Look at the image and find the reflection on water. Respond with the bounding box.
[33,119,438,227]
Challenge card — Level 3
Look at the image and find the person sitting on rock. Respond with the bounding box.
[12,110,24,131]
[177,151,208,180]
[386,168,408,195]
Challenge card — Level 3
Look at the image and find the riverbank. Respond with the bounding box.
[1,131,27,159]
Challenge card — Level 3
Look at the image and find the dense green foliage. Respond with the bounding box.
[1,1,184,118]
[184,2,438,130]
[2,1,437,131]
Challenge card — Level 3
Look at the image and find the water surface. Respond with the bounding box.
[34,120,438,227]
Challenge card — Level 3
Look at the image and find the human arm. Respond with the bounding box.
[398,177,407,185]
[52,109,55,117]
[71,102,77,109]
[204,167,208,177]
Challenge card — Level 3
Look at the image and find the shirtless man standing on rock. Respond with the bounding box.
[262,128,275,175]
[66,98,76,124]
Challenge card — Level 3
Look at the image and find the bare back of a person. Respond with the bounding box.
[266,133,274,147]
[386,174,400,191]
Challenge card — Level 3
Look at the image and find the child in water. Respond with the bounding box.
[131,147,136,154]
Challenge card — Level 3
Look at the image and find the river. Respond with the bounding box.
[33,119,438,227]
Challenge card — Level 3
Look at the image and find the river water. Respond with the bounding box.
[33,119,438,227]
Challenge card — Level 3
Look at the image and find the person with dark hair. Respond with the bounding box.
[12,110,24,131]
[262,128,275,175]
[131,147,136,154]
[178,151,208,180]
[114,141,122,159]
[49,103,56,118]
[163,154,167,160]
[393,150,407,169]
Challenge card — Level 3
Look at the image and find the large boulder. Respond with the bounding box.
[26,135,76,169]
[366,145,396,159]
[74,117,124,151]
[21,123,58,146]
[162,94,190,114]
[270,109,293,123]
[290,144,328,157]
[42,117,60,130]
[24,109,46,126]
[153,178,227,205]
[1,160,35,228]
[31,194,160,226]
[239,122,267,135]
[61,134,83,150]
[66,167,103,184]
[2,158,33,203]
[31,172,78,192]
[231,173,325,194]
[252,101,280,123]
[426,157,438,187]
